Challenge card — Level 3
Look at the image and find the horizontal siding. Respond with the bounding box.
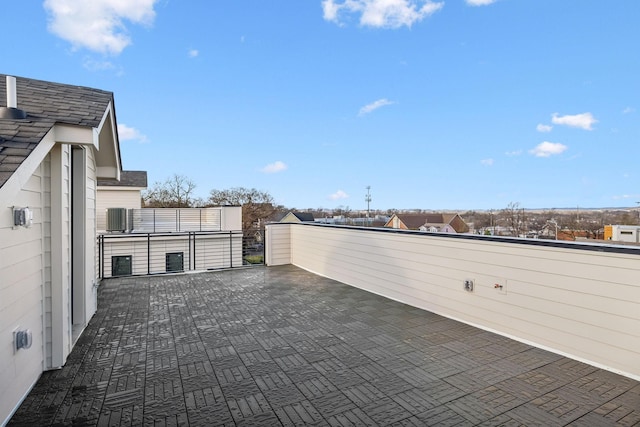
[266,224,290,266]
[0,165,45,424]
[277,224,640,380]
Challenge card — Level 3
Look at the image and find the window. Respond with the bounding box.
[166,252,184,273]
[112,255,132,277]
[621,231,633,235]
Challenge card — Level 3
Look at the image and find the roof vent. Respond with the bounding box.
[0,76,27,120]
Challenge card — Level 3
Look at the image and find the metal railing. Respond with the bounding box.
[98,229,265,278]
[128,208,223,232]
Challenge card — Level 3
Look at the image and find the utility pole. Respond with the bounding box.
[365,186,372,226]
[489,209,493,235]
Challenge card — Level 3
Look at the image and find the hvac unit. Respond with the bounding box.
[106,208,127,232]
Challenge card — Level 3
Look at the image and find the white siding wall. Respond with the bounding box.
[86,148,98,318]
[266,223,640,380]
[221,206,242,231]
[265,223,290,266]
[47,144,71,369]
[0,165,46,423]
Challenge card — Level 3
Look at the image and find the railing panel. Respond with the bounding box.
[98,230,255,278]
[128,208,223,232]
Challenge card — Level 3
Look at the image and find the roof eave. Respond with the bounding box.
[94,101,121,180]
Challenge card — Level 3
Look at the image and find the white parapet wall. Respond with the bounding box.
[265,222,640,380]
[265,222,291,266]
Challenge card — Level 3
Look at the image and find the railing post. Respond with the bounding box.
[147,233,151,275]
[191,232,196,271]
[99,234,104,278]
[262,228,266,266]
[229,231,233,268]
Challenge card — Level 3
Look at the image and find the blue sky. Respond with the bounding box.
[3,1,639,211]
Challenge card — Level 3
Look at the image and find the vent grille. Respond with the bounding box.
[106,208,127,232]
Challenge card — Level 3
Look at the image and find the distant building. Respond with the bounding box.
[384,213,469,233]
[97,170,147,231]
[279,211,315,223]
[604,224,640,243]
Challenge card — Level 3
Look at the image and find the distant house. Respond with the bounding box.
[385,213,469,233]
[279,211,315,223]
[97,170,147,231]
[0,74,123,423]
[384,213,426,230]
[604,224,640,243]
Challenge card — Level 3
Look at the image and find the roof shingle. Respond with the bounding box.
[0,74,114,189]
[97,170,148,188]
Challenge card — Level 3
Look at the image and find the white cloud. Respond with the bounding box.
[359,98,396,116]
[536,123,552,133]
[188,49,199,58]
[44,0,158,55]
[261,161,288,173]
[118,124,148,142]
[329,190,349,200]
[551,112,597,130]
[82,58,115,71]
[529,141,568,157]
[481,158,494,166]
[505,150,522,157]
[612,193,640,200]
[622,107,635,114]
[466,0,497,5]
[322,0,444,29]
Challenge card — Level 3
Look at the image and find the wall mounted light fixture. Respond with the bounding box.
[14,329,33,352]
[12,206,33,229]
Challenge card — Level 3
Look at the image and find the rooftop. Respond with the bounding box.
[9,266,639,426]
[97,170,148,188]
[0,74,114,189]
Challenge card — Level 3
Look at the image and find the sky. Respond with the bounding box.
[2,0,639,211]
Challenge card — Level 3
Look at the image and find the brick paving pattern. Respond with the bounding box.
[8,265,640,426]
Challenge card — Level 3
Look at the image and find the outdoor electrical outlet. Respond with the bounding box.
[463,279,474,292]
[493,279,507,295]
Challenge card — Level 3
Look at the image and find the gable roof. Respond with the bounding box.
[385,214,427,229]
[280,211,315,223]
[291,212,315,222]
[98,170,148,188]
[385,212,470,233]
[0,74,117,189]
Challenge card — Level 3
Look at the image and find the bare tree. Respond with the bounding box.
[558,214,579,240]
[500,202,525,237]
[143,174,197,207]
[462,210,492,234]
[207,187,281,231]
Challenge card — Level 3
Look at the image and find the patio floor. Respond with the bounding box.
[8,265,640,426]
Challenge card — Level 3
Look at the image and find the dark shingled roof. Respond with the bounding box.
[0,74,115,189]
[98,170,148,188]
[391,213,427,229]
[290,212,315,222]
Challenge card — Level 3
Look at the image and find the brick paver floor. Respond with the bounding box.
[8,265,640,426]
